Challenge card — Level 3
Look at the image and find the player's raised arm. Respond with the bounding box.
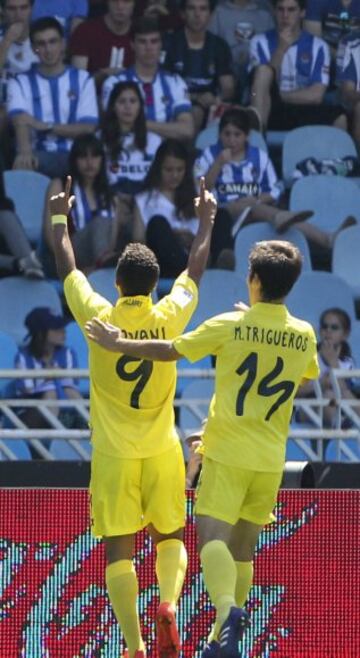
[85,317,181,361]
[185,176,217,285]
[50,175,77,281]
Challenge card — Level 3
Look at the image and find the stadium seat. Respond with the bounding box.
[49,439,91,460]
[282,125,357,186]
[195,125,268,152]
[234,223,312,278]
[332,225,360,300]
[4,170,50,245]
[176,355,213,398]
[0,439,32,460]
[0,331,19,397]
[290,175,360,233]
[0,277,62,344]
[188,270,249,330]
[178,378,214,440]
[88,268,118,304]
[66,322,89,396]
[286,271,356,331]
[349,320,360,368]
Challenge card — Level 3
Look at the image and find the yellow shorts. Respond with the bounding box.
[195,457,282,526]
[90,441,186,538]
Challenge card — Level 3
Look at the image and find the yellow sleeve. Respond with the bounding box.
[64,270,112,330]
[303,328,320,380]
[156,272,198,336]
[174,314,229,362]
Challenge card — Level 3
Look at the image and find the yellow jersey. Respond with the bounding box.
[174,302,320,472]
[64,270,198,458]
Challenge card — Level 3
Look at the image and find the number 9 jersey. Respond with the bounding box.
[64,269,198,458]
[173,303,320,473]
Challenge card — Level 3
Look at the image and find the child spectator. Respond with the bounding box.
[194,107,314,265]
[15,306,84,436]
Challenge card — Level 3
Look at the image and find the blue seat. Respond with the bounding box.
[0,331,19,397]
[88,268,118,304]
[286,271,356,330]
[332,225,360,300]
[66,322,89,396]
[49,439,91,460]
[178,378,214,438]
[4,170,50,245]
[0,277,62,344]
[234,223,312,279]
[195,125,268,152]
[0,439,32,460]
[349,320,360,368]
[282,125,357,187]
[176,355,213,397]
[188,270,249,330]
[290,175,360,233]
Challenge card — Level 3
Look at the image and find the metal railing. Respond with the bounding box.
[0,368,359,462]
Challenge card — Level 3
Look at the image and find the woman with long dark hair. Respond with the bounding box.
[134,138,198,277]
[43,134,125,275]
[102,80,162,194]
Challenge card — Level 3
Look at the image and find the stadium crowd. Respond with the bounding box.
[0,0,360,456]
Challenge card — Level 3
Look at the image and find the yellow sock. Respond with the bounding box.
[156,539,187,608]
[200,540,236,626]
[235,561,253,608]
[105,559,144,657]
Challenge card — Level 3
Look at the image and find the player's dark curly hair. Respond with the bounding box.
[115,243,160,296]
[248,240,302,301]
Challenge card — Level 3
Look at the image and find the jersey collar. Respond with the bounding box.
[116,295,153,312]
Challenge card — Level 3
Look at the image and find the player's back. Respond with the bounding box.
[87,273,198,458]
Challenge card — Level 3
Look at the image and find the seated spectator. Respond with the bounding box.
[133,139,199,277]
[31,0,89,39]
[0,0,39,102]
[249,0,347,132]
[0,160,44,278]
[164,0,235,133]
[297,307,360,454]
[70,0,135,87]
[102,16,194,140]
[101,81,162,231]
[43,134,125,276]
[14,307,85,439]
[7,17,98,178]
[338,32,360,148]
[304,0,360,73]
[194,107,314,265]
[208,0,275,100]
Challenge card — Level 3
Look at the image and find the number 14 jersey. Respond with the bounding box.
[64,269,198,459]
[174,303,319,472]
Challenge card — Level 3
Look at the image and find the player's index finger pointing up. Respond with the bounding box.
[199,176,205,199]
[65,175,72,200]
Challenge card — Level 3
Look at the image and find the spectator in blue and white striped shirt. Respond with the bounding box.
[194,107,314,265]
[102,16,194,141]
[249,0,347,131]
[7,17,98,178]
[338,32,360,148]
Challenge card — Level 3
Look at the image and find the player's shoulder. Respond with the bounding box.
[287,311,316,336]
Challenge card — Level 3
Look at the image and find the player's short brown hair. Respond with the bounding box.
[115,243,160,296]
[248,240,302,301]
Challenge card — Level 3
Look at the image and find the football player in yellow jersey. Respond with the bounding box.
[85,240,320,658]
[49,176,217,658]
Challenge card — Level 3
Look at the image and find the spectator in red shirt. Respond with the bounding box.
[70,0,135,88]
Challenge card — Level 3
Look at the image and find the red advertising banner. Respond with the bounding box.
[0,489,359,657]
